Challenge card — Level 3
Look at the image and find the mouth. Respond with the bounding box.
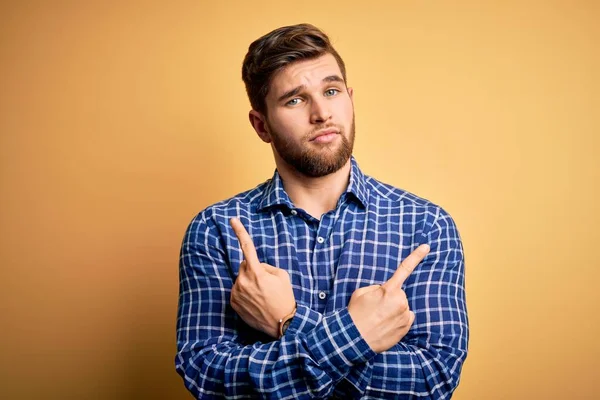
[309,128,339,142]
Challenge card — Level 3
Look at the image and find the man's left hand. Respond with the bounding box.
[229,218,296,338]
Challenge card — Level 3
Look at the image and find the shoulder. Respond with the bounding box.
[365,174,441,212]
[364,174,459,238]
[184,180,270,239]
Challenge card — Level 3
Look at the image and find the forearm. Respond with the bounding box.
[176,306,376,399]
[359,341,467,399]
[176,214,377,398]
[284,302,466,399]
[290,306,467,399]
[333,316,467,399]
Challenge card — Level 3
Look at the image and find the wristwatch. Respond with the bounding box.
[278,304,297,338]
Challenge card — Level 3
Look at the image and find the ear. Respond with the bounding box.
[249,110,272,143]
[347,86,354,100]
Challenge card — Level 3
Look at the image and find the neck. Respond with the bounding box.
[275,157,352,220]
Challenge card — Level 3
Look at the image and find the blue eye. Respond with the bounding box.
[286,98,301,106]
[325,88,340,97]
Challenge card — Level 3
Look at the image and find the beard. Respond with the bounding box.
[266,115,355,178]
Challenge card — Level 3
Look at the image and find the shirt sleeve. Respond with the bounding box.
[335,206,469,399]
[175,213,377,399]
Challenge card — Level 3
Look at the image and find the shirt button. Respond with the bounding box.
[317,236,325,244]
[291,210,297,216]
[318,291,327,300]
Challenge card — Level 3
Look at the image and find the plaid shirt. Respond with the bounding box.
[175,157,468,399]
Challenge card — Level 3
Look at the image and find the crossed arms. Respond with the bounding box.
[175,209,468,399]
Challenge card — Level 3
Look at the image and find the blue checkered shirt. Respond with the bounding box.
[175,157,468,399]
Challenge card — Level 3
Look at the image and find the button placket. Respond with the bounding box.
[312,214,334,311]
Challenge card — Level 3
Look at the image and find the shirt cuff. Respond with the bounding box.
[285,302,323,335]
[304,308,377,382]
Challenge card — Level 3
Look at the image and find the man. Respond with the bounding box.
[175,23,468,399]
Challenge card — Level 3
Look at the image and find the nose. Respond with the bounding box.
[309,97,332,124]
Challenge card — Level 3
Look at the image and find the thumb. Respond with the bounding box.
[262,264,290,278]
[353,284,382,297]
[262,264,279,274]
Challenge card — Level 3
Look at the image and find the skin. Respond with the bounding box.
[229,54,430,352]
[249,53,355,219]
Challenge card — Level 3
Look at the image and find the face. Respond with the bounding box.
[251,53,355,177]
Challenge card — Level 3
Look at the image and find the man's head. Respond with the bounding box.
[242,24,355,177]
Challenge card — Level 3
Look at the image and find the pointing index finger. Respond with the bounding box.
[230,218,260,268]
[383,244,430,289]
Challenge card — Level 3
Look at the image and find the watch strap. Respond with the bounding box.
[278,304,297,338]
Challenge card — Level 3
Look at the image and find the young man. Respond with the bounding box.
[175,24,468,399]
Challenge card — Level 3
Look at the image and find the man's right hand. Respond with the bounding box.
[347,244,430,353]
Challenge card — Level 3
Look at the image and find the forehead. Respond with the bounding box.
[269,53,343,96]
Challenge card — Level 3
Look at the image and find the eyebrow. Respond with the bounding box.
[277,74,345,103]
[323,75,345,84]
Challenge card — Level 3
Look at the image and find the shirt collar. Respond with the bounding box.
[346,156,369,208]
[258,156,369,212]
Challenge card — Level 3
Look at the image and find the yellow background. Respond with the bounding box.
[1,1,598,399]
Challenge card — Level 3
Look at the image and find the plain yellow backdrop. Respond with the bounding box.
[1,1,598,399]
